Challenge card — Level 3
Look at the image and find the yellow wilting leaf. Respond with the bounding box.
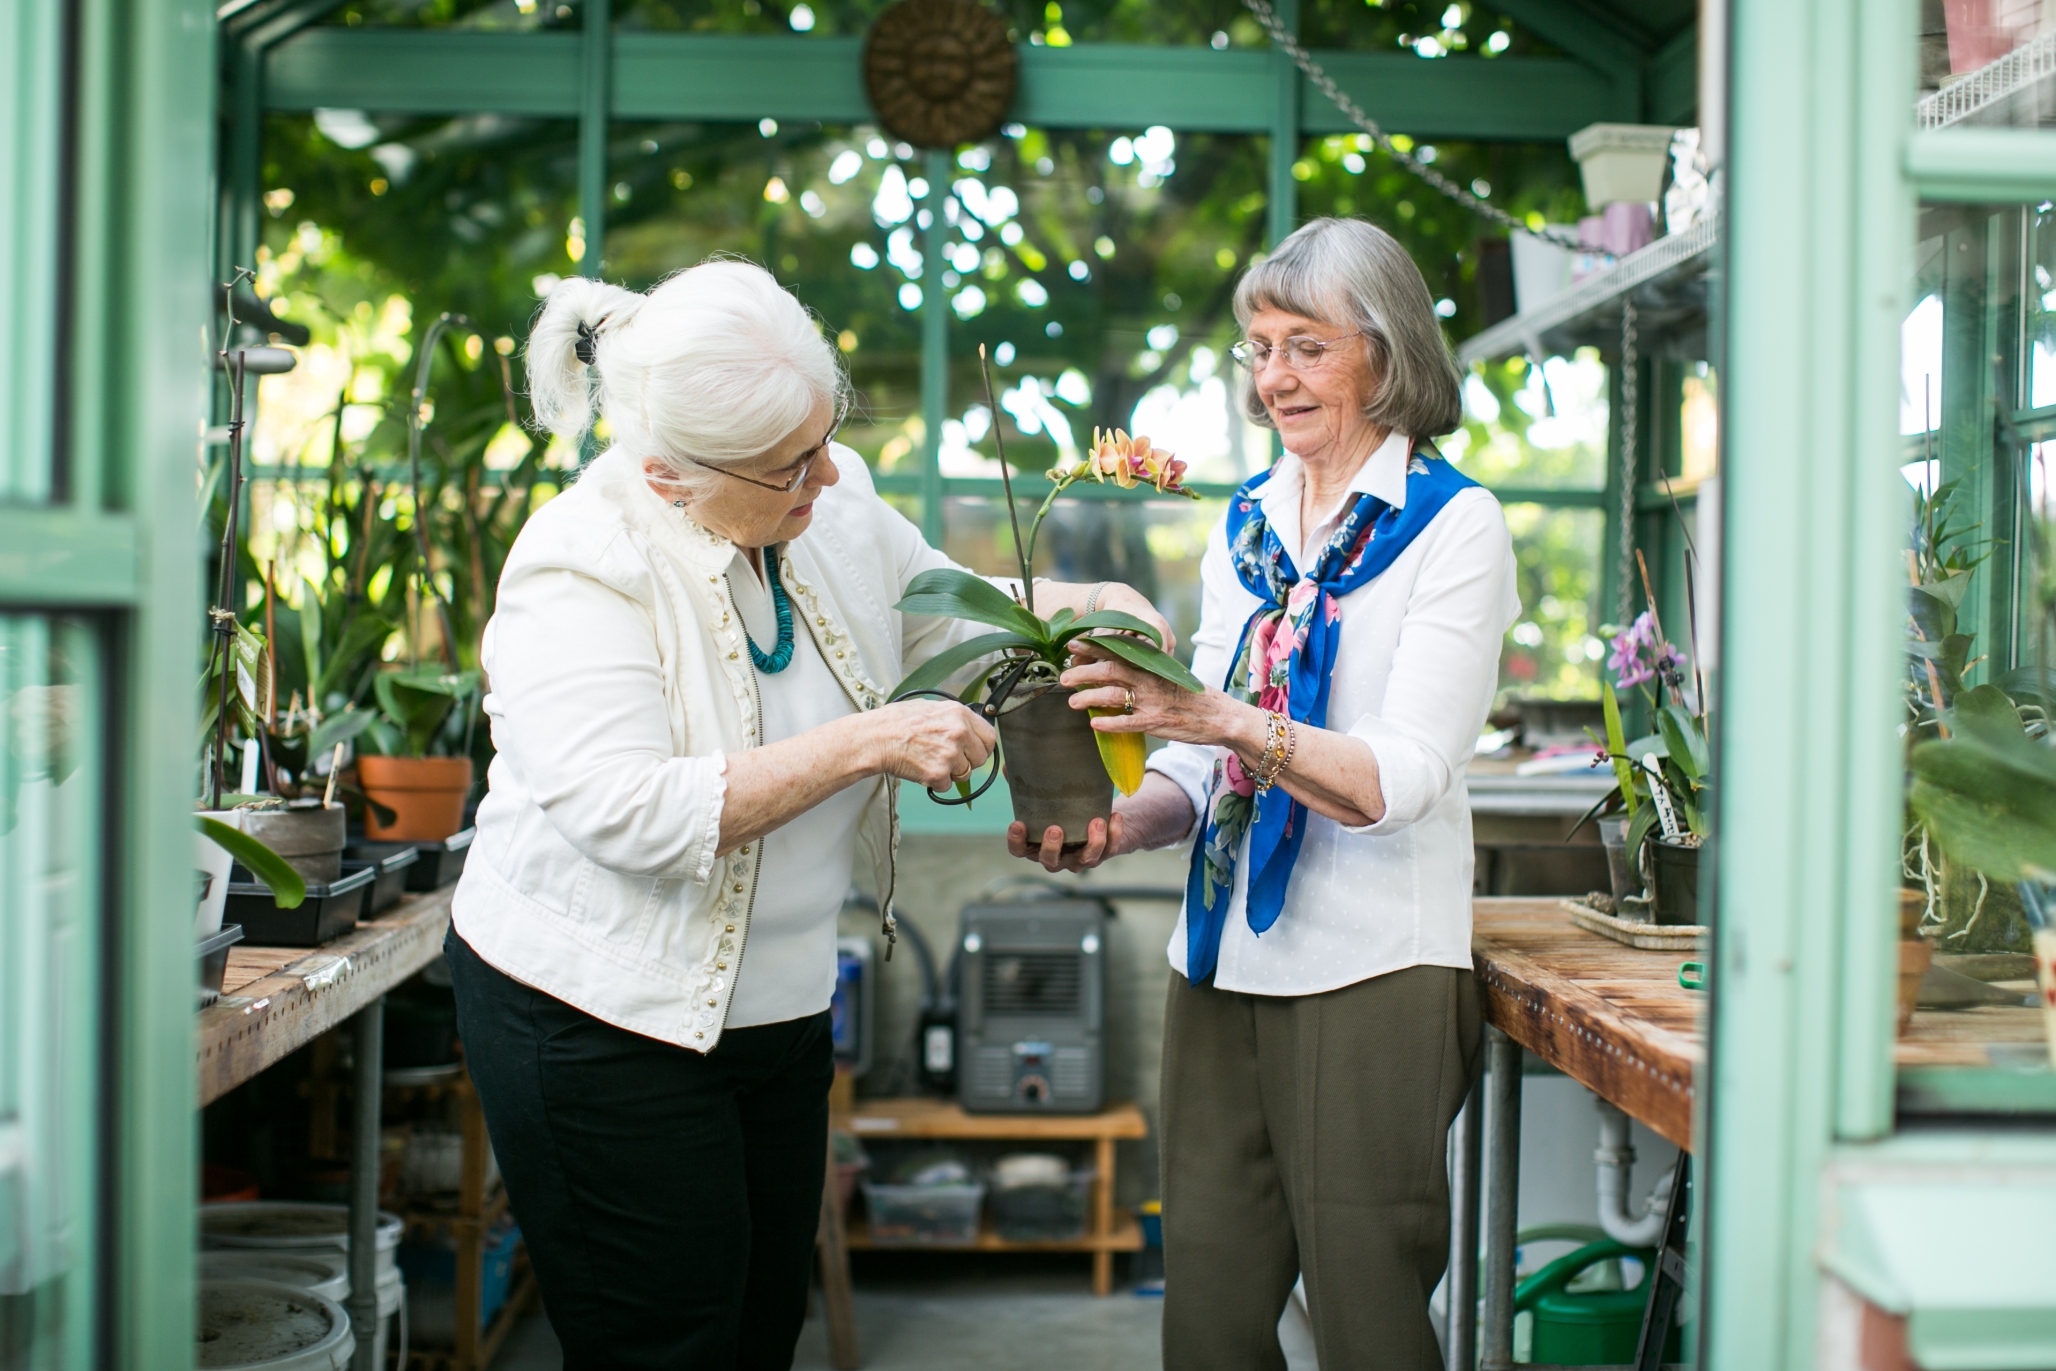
[1088,709,1146,795]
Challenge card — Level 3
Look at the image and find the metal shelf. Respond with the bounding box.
[1457,219,1718,368]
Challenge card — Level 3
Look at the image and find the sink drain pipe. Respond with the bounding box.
[1595,1098,1671,1247]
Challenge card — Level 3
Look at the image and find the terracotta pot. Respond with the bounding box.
[998,687,1112,850]
[357,755,474,842]
[239,804,347,883]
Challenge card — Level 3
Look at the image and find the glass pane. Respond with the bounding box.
[616,0,1261,45]
[323,0,569,29]
[604,119,923,467]
[1449,352,1608,490]
[1295,133,1587,344]
[0,615,101,1365]
[1898,197,2055,1114]
[1497,504,1601,704]
[1918,2,2056,104]
[936,126,1268,482]
[253,113,584,734]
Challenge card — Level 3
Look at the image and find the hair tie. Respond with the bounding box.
[574,320,598,366]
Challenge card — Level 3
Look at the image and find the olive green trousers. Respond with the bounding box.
[1159,964,1482,1371]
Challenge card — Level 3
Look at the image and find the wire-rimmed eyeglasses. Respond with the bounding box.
[681,429,838,493]
[1227,330,1363,371]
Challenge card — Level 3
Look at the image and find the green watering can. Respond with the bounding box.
[1513,1238,1683,1365]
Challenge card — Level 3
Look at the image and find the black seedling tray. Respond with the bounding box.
[401,827,475,891]
[227,864,373,947]
[344,843,421,914]
[197,923,245,1004]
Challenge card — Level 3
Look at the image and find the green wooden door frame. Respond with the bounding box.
[3,0,214,1365]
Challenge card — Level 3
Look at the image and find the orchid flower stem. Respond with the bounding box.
[978,345,1035,616]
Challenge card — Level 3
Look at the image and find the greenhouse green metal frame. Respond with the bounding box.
[16,0,2056,1363]
[218,0,1679,548]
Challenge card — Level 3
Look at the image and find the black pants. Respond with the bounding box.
[445,930,832,1371]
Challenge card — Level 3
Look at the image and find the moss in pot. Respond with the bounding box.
[888,348,1204,848]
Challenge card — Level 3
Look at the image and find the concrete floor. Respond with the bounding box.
[493,1257,1163,1371]
[490,1254,1329,1370]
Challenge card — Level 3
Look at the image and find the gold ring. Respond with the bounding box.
[951,761,973,782]
[1123,687,1137,713]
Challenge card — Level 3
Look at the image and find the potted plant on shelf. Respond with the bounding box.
[352,311,492,842]
[1585,553,1710,927]
[889,348,1203,847]
[1908,478,2056,1060]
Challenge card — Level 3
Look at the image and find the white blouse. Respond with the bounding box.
[1145,432,1520,997]
[722,550,866,1029]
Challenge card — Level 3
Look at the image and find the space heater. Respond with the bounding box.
[956,898,1106,1114]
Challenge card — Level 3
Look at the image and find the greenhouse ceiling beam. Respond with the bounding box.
[262,31,1620,141]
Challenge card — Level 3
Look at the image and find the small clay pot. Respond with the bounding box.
[357,756,474,842]
[240,804,347,883]
[997,686,1112,849]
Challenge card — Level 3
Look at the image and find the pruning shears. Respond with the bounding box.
[894,655,1039,806]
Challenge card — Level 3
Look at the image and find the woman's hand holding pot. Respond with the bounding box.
[865,698,996,792]
[1058,642,1252,750]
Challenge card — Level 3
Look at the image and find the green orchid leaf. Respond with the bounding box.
[1090,635,1205,693]
[1624,733,1668,764]
[1658,705,1709,780]
[890,632,1044,700]
[1046,607,1077,635]
[298,581,324,698]
[307,706,377,761]
[196,815,307,908]
[1625,801,1659,865]
[373,667,481,757]
[1909,719,2056,879]
[1950,682,2027,735]
[895,568,1047,641]
[1923,568,1973,611]
[1908,586,1954,643]
[1053,609,1166,650]
[1602,683,1638,818]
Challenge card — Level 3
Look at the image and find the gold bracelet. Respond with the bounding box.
[1252,710,1291,793]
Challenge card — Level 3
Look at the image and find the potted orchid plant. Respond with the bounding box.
[890,349,1204,847]
[1588,558,1710,926]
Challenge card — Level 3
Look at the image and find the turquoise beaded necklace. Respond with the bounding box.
[742,546,796,674]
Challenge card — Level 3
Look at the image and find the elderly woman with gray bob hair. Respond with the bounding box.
[1031,218,1519,1368]
[445,259,1168,1370]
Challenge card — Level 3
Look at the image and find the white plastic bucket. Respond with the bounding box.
[200,1203,406,1366]
[199,1251,349,1304]
[196,1278,352,1371]
[194,810,242,940]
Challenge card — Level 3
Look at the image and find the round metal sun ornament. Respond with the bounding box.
[862,0,1018,150]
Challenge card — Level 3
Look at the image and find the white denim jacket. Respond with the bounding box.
[451,444,979,1052]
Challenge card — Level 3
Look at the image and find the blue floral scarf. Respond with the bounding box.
[1182,450,1479,985]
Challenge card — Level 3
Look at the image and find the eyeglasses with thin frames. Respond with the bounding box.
[677,429,838,494]
[1227,330,1363,371]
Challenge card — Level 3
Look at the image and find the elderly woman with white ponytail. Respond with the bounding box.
[443,259,1168,1371]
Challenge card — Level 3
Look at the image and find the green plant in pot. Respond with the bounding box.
[1907,482,2056,978]
[352,312,490,842]
[889,349,1203,847]
[1584,558,1710,927]
[1897,477,2041,952]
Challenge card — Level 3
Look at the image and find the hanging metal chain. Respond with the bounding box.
[1240,0,1581,247]
[1616,299,1639,627]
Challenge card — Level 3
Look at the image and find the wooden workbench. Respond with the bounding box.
[1473,896,2056,1148]
[196,886,452,1107]
[839,1097,1149,1296]
[1471,897,1703,1150]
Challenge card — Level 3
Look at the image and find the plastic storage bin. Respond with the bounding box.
[197,924,244,1006]
[990,1169,1094,1243]
[860,1181,985,1246]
